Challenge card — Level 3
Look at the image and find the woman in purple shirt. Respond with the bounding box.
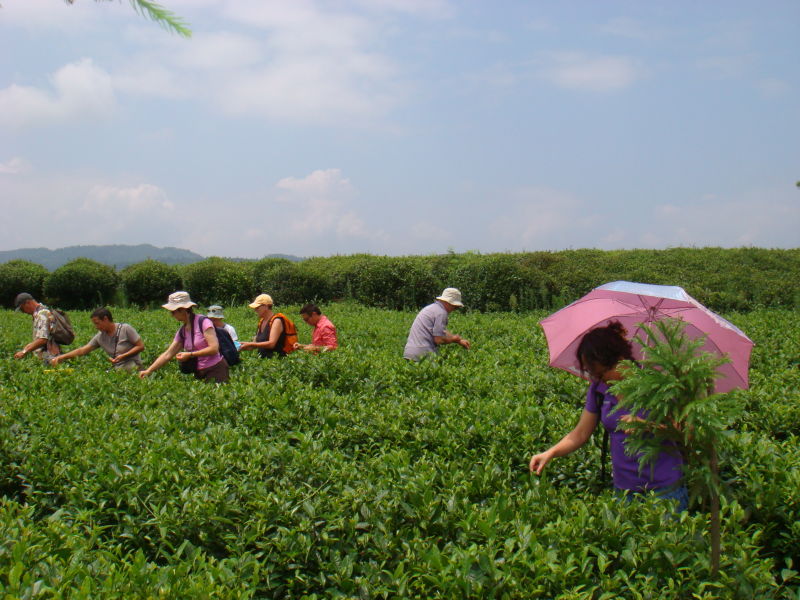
[139,291,229,383]
[529,321,686,510]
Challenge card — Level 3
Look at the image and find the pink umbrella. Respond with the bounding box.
[540,281,754,393]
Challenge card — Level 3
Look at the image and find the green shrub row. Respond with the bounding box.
[1,247,798,311]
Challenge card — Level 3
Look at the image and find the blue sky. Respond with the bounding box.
[1,0,798,258]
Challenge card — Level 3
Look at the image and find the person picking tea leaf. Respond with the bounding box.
[529,321,687,510]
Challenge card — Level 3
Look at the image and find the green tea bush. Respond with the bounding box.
[0,259,49,308]
[253,259,331,306]
[10,248,800,313]
[121,259,183,308]
[0,498,259,598]
[450,253,541,311]
[348,256,441,310]
[250,257,293,290]
[1,305,797,597]
[182,257,253,305]
[43,258,119,309]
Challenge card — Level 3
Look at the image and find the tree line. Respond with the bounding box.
[1,247,798,312]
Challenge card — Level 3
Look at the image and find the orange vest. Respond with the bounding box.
[258,313,298,355]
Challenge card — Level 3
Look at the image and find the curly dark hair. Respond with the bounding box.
[576,321,634,375]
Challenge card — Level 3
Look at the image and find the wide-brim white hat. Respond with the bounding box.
[162,291,197,311]
[436,287,464,307]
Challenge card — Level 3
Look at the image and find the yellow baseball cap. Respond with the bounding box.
[248,294,274,308]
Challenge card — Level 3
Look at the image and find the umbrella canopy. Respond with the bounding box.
[540,281,754,393]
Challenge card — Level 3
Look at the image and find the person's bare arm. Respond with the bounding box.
[50,343,95,365]
[14,337,48,359]
[139,339,182,377]
[433,330,470,349]
[529,409,599,474]
[240,319,284,351]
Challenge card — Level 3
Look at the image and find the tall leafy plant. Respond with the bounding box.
[611,318,742,577]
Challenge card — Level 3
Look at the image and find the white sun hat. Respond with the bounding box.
[436,287,464,307]
[162,291,197,311]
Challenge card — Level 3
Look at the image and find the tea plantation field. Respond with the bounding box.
[1,304,798,598]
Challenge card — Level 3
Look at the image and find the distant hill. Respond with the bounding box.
[0,244,204,270]
[222,254,304,263]
[0,245,304,270]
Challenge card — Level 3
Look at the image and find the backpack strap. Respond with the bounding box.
[179,314,210,351]
[596,389,610,485]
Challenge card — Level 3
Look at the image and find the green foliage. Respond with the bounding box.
[125,0,191,37]
[613,319,737,497]
[0,306,797,596]
[43,258,120,310]
[0,498,258,598]
[7,248,798,313]
[121,259,183,308]
[182,257,253,306]
[612,319,742,576]
[451,253,545,311]
[281,248,800,312]
[252,258,330,306]
[335,255,440,310]
[0,259,49,308]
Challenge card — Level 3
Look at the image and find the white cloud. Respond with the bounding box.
[539,52,643,92]
[276,169,357,231]
[4,1,412,127]
[83,184,175,213]
[483,184,800,252]
[112,63,187,99]
[171,31,265,70]
[487,187,596,249]
[0,174,180,250]
[274,168,383,243]
[205,1,405,123]
[352,0,454,19]
[649,191,800,247]
[411,221,452,242]
[0,0,105,31]
[0,157,32,175]
[0,59,115,129]
[277,169,354,208]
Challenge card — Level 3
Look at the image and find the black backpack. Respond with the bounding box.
[179,315,240,367]
[214,326,240,367]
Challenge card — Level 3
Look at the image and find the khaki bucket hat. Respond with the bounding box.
[162,291,197,311]
[436,287,464,307]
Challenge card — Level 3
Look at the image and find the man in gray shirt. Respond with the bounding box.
[403,288,471,361]
[50,307,144,371]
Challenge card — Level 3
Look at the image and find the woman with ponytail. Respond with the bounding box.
[139,291,229,383]
[529,321,687,510]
